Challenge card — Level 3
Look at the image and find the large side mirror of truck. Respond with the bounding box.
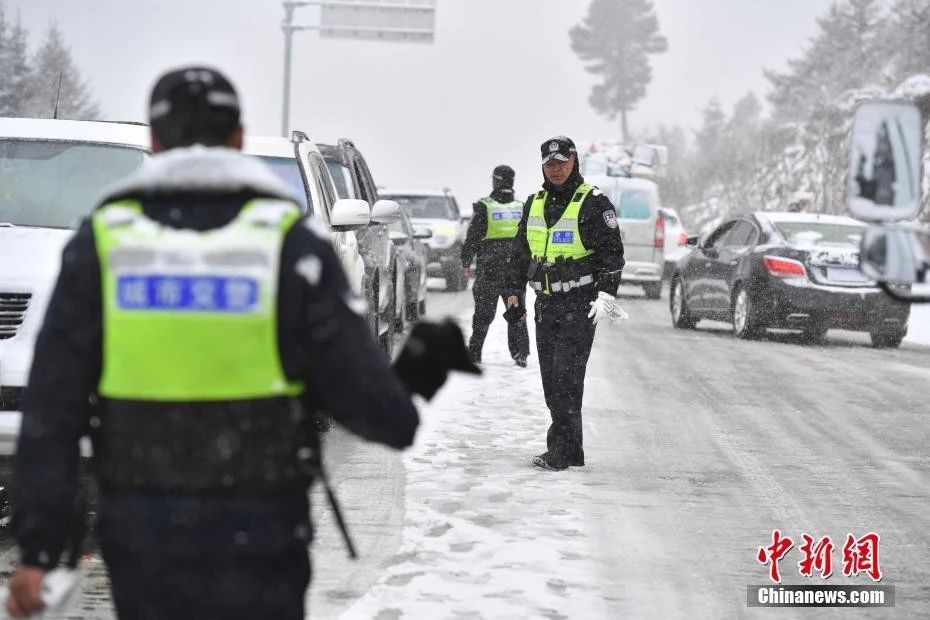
[330,199,371,231]
[859,224,930,303]
[847,100,924,223]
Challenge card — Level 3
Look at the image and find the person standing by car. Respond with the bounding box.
[507,136,626,471]
[5,66,476,619]
[462,165,530,366]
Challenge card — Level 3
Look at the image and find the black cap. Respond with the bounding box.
[541,136,577,164]
[149,66,240,149]
[492,165,515,190]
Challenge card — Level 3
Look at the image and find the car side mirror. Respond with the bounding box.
[370,199,401,225]
[859,224,930,302]
[413,226,433,240]
[686,235,700,248]
[847,100,924,223]
[330,198,371,231]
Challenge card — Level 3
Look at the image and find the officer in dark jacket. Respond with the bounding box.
[506,136,626,471]
[6,67,475,619]
[462,165,530,366]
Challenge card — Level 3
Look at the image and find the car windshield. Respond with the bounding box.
[258,155,310,211]
[613,189,652,220]
[390,195,455,219]
[0,140,146,229]
[773,221,864,248]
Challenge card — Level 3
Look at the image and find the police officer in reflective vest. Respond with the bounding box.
[6,67,476,619]
[507,136,626,471]
[462,165,530,366]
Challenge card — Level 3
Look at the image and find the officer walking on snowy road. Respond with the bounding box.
[6,66,476,619]
[507,136,626,471]
[462,165,530,366]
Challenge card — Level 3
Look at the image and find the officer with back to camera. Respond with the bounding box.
[462,165,530,366]
[6,66,477,619]
[507,136,626,472]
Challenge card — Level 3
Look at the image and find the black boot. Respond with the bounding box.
[532,452,568,471]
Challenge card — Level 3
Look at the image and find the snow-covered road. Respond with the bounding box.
[325,284,930,619]
[2,283,929,619]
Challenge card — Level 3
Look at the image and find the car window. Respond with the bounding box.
[390,195,456,219]
[723,221,757,247]
[773,221,865,248]
[707,221,736,249]
[325,160,354,200]
[352,158,376,205]
[259,155,311,212]
[0,140,147,229]
[613,189,652,220]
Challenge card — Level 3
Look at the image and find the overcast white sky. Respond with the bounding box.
[16,0,833,208]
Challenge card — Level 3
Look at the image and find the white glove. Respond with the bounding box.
[0,568,83,620]
[587,292,629,325]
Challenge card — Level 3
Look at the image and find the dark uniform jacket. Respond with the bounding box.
[507,166,625,305]
[12,147,419,569]
[461,188,519,279]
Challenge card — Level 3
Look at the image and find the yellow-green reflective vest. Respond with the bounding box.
[481,198,523,240]
[526,183,596,262]
[93,199,304,402]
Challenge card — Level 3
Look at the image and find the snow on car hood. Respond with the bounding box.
[0,226,72,285]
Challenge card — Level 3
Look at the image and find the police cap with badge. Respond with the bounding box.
[541,136,577,164]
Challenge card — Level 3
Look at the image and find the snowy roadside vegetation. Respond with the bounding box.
[635,0,930,233]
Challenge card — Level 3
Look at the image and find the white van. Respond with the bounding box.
[587,174,664,298]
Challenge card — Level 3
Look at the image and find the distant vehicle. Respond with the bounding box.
[388,207,431,322]
[670,212,911,347]
[243,131,370,304]
[379,188,468,291]
[0,118,151,469]
[587,175,664,298]
[658,206,690,280]
[320,139,404,354]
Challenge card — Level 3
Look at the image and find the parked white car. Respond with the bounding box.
[379,188,468,291]
[243,132,370,299]
[658,206,691,280]
[0,118,151,460]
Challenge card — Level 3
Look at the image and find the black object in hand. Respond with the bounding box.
[502,304,526,325]
[393,320,481,400]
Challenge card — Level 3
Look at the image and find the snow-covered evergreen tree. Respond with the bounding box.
[23,23,98,120]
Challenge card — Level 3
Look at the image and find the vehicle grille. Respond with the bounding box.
[0,387,24,411]
[0,293,30,340]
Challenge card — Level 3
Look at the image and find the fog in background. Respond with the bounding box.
[17,0,832,210]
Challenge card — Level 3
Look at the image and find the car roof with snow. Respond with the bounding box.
[756,211,866,228]
[0,117,150,149]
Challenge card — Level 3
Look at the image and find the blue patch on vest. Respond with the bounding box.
[492,211,522,221]
[117,276,259,312]
[552,231,574,244]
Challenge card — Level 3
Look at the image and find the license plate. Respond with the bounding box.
[826,267,867,283]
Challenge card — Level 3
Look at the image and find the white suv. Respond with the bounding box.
[243,132,370,298]
[0,118,151,458]
[379,188,468,291]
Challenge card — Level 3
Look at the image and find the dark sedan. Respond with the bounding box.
[669,212,911,347]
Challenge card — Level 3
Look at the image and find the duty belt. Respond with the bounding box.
[529,274,594,293]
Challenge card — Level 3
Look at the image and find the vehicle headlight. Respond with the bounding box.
[432,234,453,247]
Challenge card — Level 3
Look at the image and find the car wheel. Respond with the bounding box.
[644,282,662,299]
[670,277,697,329]
[732,286,763,339]
[870,330,905,349]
